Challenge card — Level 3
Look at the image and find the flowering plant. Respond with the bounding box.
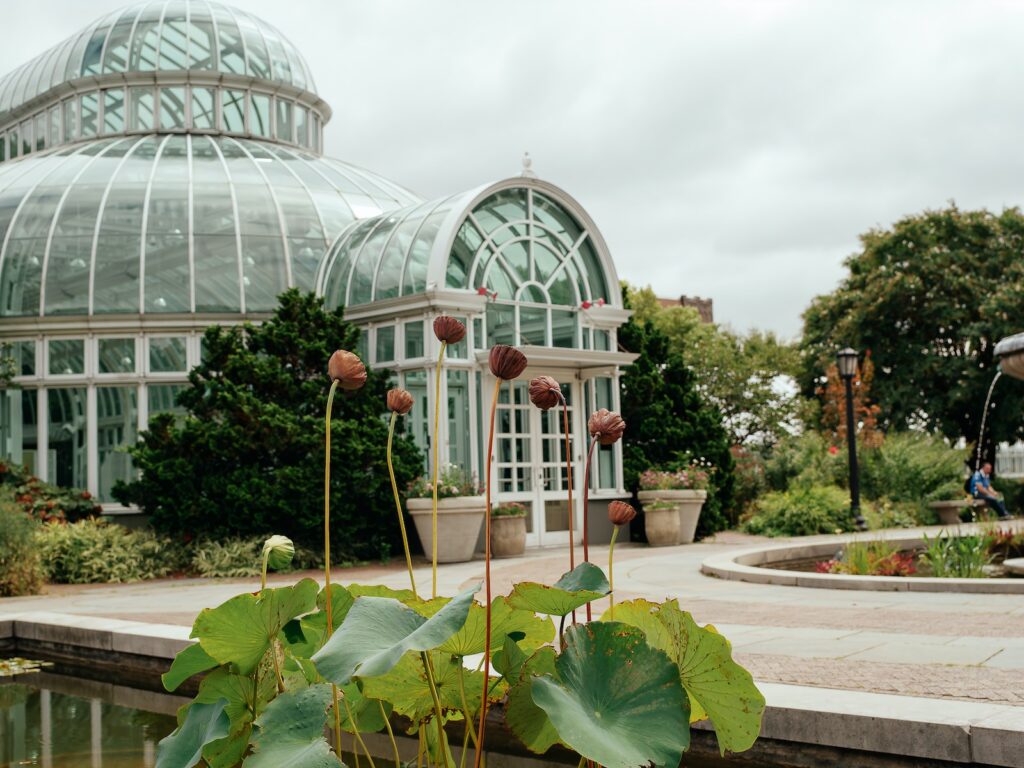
[639,465,711,491]
[407,463,482,499]
[491,501,528,517]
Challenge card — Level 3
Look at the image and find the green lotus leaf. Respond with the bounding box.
[312,582,479,685]
[338,683,392,734]
[192,579,319,675]
[507,563,609,616]
[439,597,555,656]
[202,726,251,768]
[243,684,342,768]
[347,584,416,602]
[194,667,275,736]
[656,601,764,754]
[491,633,528,679]
[530,622,690,768]
[423,715,456,767]
[361,651,485,722]
[156,699,230,768]
[163,643,219,693]
[316,585,355,628]
[504,647,560,754]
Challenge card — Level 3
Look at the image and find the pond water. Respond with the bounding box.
[0,674,178,767]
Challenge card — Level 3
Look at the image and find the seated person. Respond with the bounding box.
[970,462,1012,519]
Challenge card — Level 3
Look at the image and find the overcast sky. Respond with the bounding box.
[4,1,1023,338]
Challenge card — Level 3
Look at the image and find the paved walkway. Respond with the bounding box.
[2,524,1023,706]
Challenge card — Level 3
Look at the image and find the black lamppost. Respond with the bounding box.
[837,347,867,531]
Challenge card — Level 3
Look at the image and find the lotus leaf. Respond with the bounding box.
[507,563,610,616]
[439,597,554,656]
[156,699,230,768]
[243,684,342,768]
[163,643,219,693]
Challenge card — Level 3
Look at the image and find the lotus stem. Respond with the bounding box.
[380,700,401,768]
[260,547,270,592]
[325,380,343,754]
[344,695,376,768]
[432,340,448,599]
[457,663,479,768]
[388,411,418,597]
[474,377,503,768]
[581,436,599,621]
[608,525,620,620]
[423,651,450,768]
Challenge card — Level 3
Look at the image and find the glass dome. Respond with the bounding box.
[319,181,617,310]
[0,134,420,316]
[0,0,316,119]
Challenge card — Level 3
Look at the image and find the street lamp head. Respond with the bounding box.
[836,347,859,380]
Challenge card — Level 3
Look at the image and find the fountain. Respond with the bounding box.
[994,332,1024,380]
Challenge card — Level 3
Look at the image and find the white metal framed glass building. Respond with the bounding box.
[0,1,635,548]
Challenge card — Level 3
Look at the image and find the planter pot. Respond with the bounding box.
[490,515,527,558]
[638,491,680,546]
[407,496,486,563]
[928,500,967,526]
[639,489,707,544]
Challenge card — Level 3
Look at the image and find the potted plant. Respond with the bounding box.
[490,501,529,557]
[406,464,485,563]
[638,466,711,544]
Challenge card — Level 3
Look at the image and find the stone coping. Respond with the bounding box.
[1,610,1021,766]
[701,522,1024,593]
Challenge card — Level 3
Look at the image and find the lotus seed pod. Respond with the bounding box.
[387,388,414,415]
[433,315,467,345]
[608,500,637,527]
[328,350,367,390]
[588,408,626,446]
[529,376,562,411]
[488,344,528,381]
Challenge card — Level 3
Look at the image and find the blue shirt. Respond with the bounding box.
[970,470,990,497]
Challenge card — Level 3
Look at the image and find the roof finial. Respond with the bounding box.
[521,151,536,178]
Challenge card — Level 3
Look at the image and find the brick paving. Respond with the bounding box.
[737,653,1024,706]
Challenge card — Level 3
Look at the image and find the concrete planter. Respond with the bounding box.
[638,489,707,544]
[407,496,486,563]
[490,515,527,558]
[638,491,680,546]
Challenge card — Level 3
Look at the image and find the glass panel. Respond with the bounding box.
[98,338,135,373]
[188,18,217,69]
[294,105,308,147]
[44,237,91,315]
[240,236,287,311]
[192,87,216,130]
[0,238,44,315]
[158,7,190,70]
[10,340,35,376]
[533,191,584,245]
[97,385,138,501]
[447,369,471,470]
[594,330,610,351]
[595,377,615,488]
[486,303,515,346]
[355,330,368,363]
[237,15,271,78]
[518,305,547,346]
[496,381,531,493]
[499,240,529,283]
[47,388,87,489]
[102,89,125,134]
[195,235,241,312]
[448,219,482,289]
[275,99,293,142]
[0,389,39,474]
[375,326,395,363]
[147,383,187,420]
[33,113,45,150]
[80,92,98,137]
[250,93,271,137]
[20,120,31,155]
[7,129,17,160]
[159,86,186,130]
[222,90,246,133]
[149,337,187,372]
[404,370,429,467]
[0,133,6,162]
[405,320,424,359]
[48,339,84,375]
[62,98,78,142]
[81,27,107,75]
[129,87,154,131]
[552,309,576,348]
[144,170,190,312]
[130,16,162,72]
[579,238,609,302]
[48,106,60,146]
[214,7,246,74]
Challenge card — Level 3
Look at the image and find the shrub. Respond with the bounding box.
[730,446,767,519]
[858,432,966,506]
[743,485,856,537]
[0,494,43,596]
[920,532,991,578]
[491,502,527,518]
[0,461,101,523]
[36,519,182,583]
[863,498,921,530]
[763,432,846,493]
[190,538,263,578]
[639,466,710,491]
[113,291,423,562]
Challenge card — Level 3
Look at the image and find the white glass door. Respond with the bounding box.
[494,377,581,548]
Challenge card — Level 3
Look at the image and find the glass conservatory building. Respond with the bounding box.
[0,1,634,547]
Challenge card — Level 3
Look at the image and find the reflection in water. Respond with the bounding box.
[0,681,176,767]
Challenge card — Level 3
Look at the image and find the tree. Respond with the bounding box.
[800,205,1024,466]
[817,353,883,449]
[626,285,801,448]
[619,296,736,536]
[114,290,423,561]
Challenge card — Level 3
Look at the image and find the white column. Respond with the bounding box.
[40,689,51,768]
[90,698,102,768]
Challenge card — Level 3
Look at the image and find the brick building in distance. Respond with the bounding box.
[657,295,714,323]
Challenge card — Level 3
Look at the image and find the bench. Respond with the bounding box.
[927,498,989,525]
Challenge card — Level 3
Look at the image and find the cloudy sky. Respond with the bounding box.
[4,1,1023,338]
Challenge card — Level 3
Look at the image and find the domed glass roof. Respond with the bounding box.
[0,134,420,317]
[0,0,316,120]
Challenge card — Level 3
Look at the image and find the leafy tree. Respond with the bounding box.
[627,285,800,448]
[114,290,423,561]
[619,295,736,535]
[817,353,883,448]
[800,205,1024,466]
